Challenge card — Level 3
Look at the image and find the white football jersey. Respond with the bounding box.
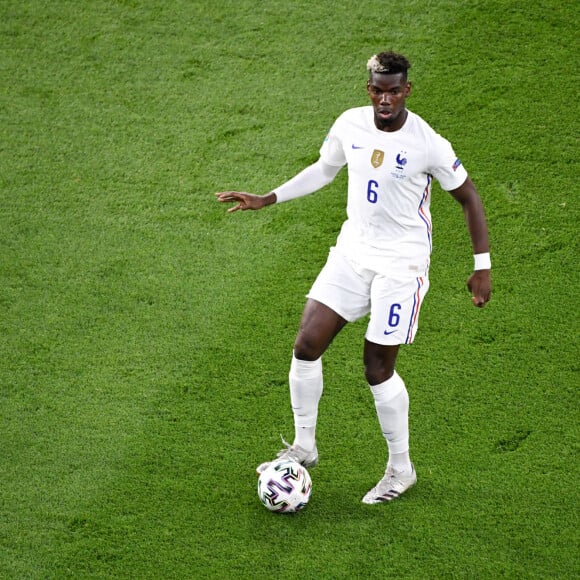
[319,106,468,276]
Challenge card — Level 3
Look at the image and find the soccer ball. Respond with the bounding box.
[257,459,312,513]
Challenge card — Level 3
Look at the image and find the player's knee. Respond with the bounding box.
[293,334,324,361]
[364,361,394,386]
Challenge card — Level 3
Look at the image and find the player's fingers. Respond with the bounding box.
[472,296,485,307]
[216,193,235,202]
[472,291,491,307]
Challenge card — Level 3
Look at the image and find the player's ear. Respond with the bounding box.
[406,81,412,96]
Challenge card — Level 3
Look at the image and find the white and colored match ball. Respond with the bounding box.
[257,459,312,513]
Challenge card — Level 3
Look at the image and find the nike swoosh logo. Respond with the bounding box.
[383,330,398,336]
[351,144,364,149]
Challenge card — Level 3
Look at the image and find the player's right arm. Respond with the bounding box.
[215,158,342,213]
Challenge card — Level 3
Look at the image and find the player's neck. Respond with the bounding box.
[375,109,408,133]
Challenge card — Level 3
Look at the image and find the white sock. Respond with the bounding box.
[369,371,412,473]
[289,353,323,451]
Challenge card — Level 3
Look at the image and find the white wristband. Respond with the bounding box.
[473,252,491,270]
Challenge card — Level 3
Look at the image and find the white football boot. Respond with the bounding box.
[362,464,417,504]
[256,439,318,475]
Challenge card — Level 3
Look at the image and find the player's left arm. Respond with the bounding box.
[448,177,492,308]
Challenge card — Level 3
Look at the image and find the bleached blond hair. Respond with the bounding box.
[366,52,411,78]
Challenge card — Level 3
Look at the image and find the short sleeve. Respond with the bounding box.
[428,133,468,191]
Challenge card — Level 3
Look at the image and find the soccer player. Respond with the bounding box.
[216,51,491,504]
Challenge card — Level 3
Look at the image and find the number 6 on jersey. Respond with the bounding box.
[367,180,379,204]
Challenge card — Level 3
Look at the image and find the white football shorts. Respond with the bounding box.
[306,248,430,345]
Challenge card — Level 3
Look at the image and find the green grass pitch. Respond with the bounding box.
[1,0,578,577]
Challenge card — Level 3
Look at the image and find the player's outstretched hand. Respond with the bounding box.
[215,191,275,213]
[467,270,491,308]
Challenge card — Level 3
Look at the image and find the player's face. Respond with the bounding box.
[367,72,411,132]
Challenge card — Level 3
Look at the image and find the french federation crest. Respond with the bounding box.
[371,149,384,168]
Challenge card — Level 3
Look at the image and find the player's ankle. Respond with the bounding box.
[387,451,412,474]
[293,427,316,451]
